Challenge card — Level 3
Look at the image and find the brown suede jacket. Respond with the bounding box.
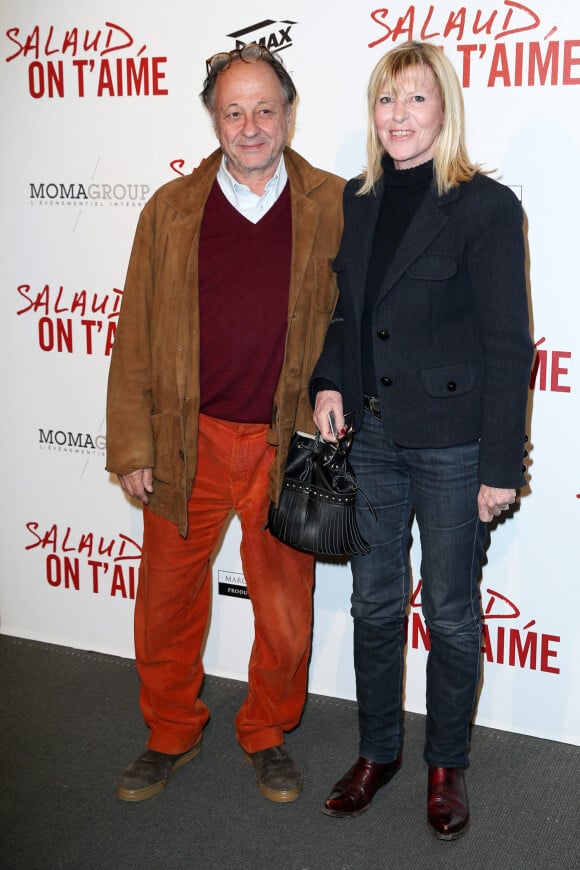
[106,147,345,536]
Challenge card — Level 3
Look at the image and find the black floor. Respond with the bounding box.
[0,635,578,870]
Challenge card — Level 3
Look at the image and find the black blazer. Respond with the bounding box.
[312,171,533,489]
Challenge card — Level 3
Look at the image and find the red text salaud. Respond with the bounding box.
[17,284,121,356]
[4,22,167,98]
[25,522,141,599]
[369,4,580,88]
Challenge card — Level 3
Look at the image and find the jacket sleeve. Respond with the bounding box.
[469,182,533,488]
[309,184,354,406]
[105,204,156,475]
[309,285,345,405]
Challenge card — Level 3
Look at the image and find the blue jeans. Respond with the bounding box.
[349,410,488,768]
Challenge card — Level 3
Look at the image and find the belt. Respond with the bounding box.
[363,395,382,418]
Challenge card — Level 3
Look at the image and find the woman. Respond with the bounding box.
[312,41,532,839]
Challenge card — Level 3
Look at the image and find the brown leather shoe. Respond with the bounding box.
[427,766,470,839]
[117,741,202,802]
[243,744,303,803]
[322,755,402,817]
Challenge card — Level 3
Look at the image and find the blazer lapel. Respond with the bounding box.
[287,184,319,317]
[168,151,221,395]
[376,185,459,305]
[170,151,221,290]
[345,183,383,321]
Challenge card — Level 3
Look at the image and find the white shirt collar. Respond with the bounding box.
[216,155,288,223]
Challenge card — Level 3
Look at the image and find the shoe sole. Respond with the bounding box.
[117,741,202,802]
[427,817,470,840]
[256,781,302,803]
[321,803,371,818]
[243,751,303,803]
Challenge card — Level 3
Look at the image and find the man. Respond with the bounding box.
[106,43,344,803]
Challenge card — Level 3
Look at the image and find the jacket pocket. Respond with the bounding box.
[314,256,339,313]
[150,413,174,483]
[408,255,458,281]
[421,363,477,397]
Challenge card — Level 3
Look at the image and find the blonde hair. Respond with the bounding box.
[359,41,479,196]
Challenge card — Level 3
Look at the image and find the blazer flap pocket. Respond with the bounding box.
[422,363,476,397]
[408,255,457,280]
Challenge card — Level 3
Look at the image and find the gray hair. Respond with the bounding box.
[200,43,297,112]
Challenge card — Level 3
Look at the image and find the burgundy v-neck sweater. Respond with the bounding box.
[198,180,292,423]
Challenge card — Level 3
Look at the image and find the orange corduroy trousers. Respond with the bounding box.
[134,413,314,755]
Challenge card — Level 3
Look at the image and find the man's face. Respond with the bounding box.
[212,59,292,193]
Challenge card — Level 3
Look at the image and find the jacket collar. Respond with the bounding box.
[161,146,329,320]
[378,182,458,303]
[349,173,461,311]
[161,146,331,217]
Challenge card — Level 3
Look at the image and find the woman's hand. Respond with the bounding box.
[313,390,345,442]
[477,484,516,522]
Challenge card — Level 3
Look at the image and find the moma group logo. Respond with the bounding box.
[225,19,296,53]
[38,426,106,457]
[29,179,150,208]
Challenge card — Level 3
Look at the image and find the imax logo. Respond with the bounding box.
[227,19,296,53]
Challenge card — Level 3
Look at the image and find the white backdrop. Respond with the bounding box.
[1,1,578,746]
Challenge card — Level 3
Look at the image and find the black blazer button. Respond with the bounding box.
[447,381,457,392]
[377,329,390,340]
[381,376,393,387]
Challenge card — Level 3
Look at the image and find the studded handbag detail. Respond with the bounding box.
[267,430,373,556]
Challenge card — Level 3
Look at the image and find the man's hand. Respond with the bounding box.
[477,484,516,522]
[118,468,154,505]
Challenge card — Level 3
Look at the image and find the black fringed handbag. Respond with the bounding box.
[267,430,373,556]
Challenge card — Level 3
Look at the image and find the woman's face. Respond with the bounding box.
[374,65,444,170]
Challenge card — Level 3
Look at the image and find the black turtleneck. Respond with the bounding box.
[362,156,434,396]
